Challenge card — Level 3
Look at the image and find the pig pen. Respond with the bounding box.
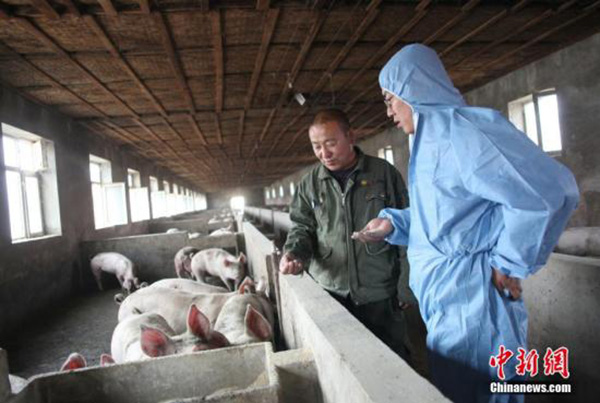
[1,219,447,403]
[148,209,237,236]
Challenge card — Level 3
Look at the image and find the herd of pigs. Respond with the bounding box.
[58,244,274,372]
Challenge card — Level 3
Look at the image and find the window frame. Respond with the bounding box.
[2,131,47,241]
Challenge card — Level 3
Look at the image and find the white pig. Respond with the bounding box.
[166,228,182,234]
[173,246,200,278]
[213,293,274,345]
[90,252,140,293]
[118,286,234,334]
[150,278,229,294]
[111,305,229,363]
[190,248,246,291]
[555,227,600,256]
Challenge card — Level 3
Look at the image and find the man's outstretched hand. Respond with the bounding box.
[352,217,393,243]
[492,268,522,300]
[279,252,304,275]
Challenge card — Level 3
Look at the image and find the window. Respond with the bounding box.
[378,146,394,165]
[508,90,562,153]
[90,154,126,229]
[230,196,245,211]
[127,169,149,222]
[2,123,61,242]
[163,180,170,194]
[194,192,207,211]
[265,187,270,200]
[150,176,166,219]
[290,182,295,196]
[271,188,276,199]
[279,185,284,198]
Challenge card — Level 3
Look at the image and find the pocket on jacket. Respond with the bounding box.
[364,241,390,256]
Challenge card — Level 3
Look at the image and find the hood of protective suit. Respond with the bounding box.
[378,44,465,108]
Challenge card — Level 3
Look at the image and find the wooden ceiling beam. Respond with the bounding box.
[310,0,381,94]
[97,0,118,17]
[450,0,578,69]
[256,0,270,11]
[238,110,245,157]
[252,10,327,157]
[60,0,82,17]
[30,0,60,19]
[153,11,195,113]
[214,114,223,145]
[211,10,224,114]
[439,0,531,58]
[422,0,480,45]
[479,0,600,72]
[245,8,279,111]
[83,14,168,117]
[137,0,150,14]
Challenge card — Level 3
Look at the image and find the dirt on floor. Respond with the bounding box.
[5,289,120,378]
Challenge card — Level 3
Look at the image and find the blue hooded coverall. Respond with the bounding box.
[377,44,579,402]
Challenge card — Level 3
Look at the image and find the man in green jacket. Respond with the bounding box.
[279,108,412,359]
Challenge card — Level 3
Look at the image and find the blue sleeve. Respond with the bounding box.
[450,109,579,278]
[378,208,411,246]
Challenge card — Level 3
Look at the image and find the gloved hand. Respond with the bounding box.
[492,268,522,300]
[279,252,304,275]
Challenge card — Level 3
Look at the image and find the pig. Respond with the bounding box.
[149,278,229,294]
[190,248,246,291]
[90,252,141,293]
[166,228,182,234]
[174,246,200,278]
[111,305,229,363]
[188,232,201,239]
[213,293,274,345]
[60,353,87,371]
[118,286,235,334]
[100,354,115,366]
[209,224,234,237]
[555,227,600,256]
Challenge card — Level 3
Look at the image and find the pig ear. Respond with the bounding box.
[187,304,212,340]
[238,277,255,295]
[244,305,272,341]
[238,252,246,264]
[100,354,115,366]
[60,353,87,371]
[208,330,230,348]
[140,326,174,357]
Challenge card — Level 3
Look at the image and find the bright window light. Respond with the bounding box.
[279,185,284,197]
[290,182,295,196]
[508,90,562,153]
[230,196,245,211]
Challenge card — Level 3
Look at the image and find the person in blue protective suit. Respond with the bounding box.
[352,44,579,403]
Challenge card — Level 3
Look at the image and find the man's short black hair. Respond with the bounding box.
[311,108,351,134]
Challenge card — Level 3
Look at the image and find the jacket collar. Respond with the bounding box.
[317,147,365,180]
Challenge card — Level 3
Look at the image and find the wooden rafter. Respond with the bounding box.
[238,110,245,157]
[479,0,600,73]
[60,0,81,17]
[256,0,270,11]
[245,8,279,110]
[153,11,195,113]
[339,1,431,99]
[450,0,578,69]
[137,0,150,14]
[211,10,224,114]
[439,0,531,58]
[422,0,480,45]
[214,114,223,145]
[251,10,327,157]
[82,15,167,116]
[310,0,382,94]
[30,0,60,19]
[97,0,118,17]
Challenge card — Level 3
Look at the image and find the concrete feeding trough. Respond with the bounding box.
[3,214,448,403]
[2,343,279,403]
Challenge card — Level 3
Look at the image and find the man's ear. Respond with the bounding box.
[347,129,356,145]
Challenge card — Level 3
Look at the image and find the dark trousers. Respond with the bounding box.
[329,292,409,361]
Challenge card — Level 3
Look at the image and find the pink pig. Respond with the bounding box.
[190,248,246,291]
[90,252,141,293]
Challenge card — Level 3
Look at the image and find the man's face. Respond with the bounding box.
[309,121,356,172]
[384,91,415,135]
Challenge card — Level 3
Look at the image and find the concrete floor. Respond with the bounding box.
[5,290,119,378]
